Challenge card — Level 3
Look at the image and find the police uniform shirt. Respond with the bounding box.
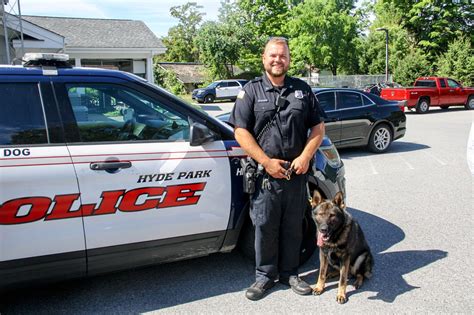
[229,74,322,161]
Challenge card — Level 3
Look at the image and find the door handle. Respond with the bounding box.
[90,161,132,171]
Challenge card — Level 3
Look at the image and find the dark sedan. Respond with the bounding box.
[313,88,406,153]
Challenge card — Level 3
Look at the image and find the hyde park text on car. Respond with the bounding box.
[0,53,345,290]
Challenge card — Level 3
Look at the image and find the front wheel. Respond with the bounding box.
[204,94,215,103]
[368,124,392,153]
[465,96,474,110]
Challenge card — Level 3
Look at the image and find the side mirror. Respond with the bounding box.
[189,118,217,146]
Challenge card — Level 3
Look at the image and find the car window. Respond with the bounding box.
[66,84,189,143]
[217,82,228,88]
[439,79,446,87]
[227,81,240,87]
[207,82,219,88]
[447,79,460,88]
[0,83,48,145]
[315,92,336,111]
[415,80,436,87]
[337,92,363,109]
[362,95,373,106]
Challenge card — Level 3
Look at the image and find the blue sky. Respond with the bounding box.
[8,0,221,38]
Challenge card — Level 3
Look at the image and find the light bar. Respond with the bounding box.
[23,53,69,62]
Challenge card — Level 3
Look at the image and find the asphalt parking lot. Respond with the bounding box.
[1,106,473,314]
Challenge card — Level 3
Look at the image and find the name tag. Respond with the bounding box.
[257,99,269,103]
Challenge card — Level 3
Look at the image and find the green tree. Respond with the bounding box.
[392,46,431,86]
[195,21,243,79]
[286,0,358,75]
[153,66,186,95]
[161,2,205,62]
[237,0,290,37]
[381,0,474,61]
[437,36,474,87]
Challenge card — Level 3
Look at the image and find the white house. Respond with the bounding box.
[1,13,165,82]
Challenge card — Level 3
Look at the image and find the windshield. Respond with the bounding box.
[207,82,220,88]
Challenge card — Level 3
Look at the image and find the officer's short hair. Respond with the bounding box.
[264,36,289,54]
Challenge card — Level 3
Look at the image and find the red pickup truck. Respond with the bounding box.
[380,77,474,113]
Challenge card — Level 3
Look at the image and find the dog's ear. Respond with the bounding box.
[311,190,323,207]
[333,191,346,209]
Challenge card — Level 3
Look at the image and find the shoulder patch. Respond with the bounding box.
[237,90,246,99]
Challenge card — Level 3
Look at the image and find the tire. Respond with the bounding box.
[440,105,449,110]
[465,96,474,110]
[204,94,215,103]
[368,124,393,153]
[416,98,430,114]
[237,194,317,266]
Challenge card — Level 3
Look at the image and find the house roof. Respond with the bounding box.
[158,62,207,84]
[22,15,164,49]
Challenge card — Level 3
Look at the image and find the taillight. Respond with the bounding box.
[398,100,407,111]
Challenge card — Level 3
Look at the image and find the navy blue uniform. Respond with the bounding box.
[229,74,322,284]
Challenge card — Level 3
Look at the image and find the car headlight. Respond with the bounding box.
[318,144,341,168]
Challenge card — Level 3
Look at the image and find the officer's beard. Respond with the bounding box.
[265,63,289,78]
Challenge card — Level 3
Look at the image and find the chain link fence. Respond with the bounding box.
[300,74,392,89]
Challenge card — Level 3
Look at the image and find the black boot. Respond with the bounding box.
[280,276,312,295]
[245,281,275,301]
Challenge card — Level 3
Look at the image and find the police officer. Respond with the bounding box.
[229,37,325,300]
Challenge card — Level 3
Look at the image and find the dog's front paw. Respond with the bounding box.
[313,285,324,295]
[336,294,347,304]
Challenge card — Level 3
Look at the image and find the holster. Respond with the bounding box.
[240,157,258,194]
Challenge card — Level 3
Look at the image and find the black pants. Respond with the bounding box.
[250,173,307,284]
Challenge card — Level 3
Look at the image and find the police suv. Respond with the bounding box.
[192,79,248,103]
[0,54,345,289]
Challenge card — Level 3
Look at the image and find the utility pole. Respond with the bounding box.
[2,0,11,64]
[376,27,389,83]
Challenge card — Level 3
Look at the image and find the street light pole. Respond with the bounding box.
[376,27,389,83]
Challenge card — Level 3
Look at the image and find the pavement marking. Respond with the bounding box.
[421,150,447,166]
[467,122,474,175]
[367,156,378,175]
[398,154,415,170]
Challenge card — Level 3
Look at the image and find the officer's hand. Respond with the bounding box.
[291,156,311,175]
[263,159,289,179]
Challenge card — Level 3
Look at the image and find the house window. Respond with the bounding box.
[81,59,133,72]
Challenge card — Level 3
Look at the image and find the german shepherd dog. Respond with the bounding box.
[311,191,373,304]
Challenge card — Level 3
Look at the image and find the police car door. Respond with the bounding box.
[54,78,231,272]
[0,78,86,286]
[215,81,228,99]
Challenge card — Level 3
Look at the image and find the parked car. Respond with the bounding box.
[192,79,248,103]
[380,77,474,113]
[313,88,407,153]
[363,82,402,96]
[0,53,345,289]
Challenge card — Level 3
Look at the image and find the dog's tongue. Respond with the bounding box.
[317,232,324,247]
